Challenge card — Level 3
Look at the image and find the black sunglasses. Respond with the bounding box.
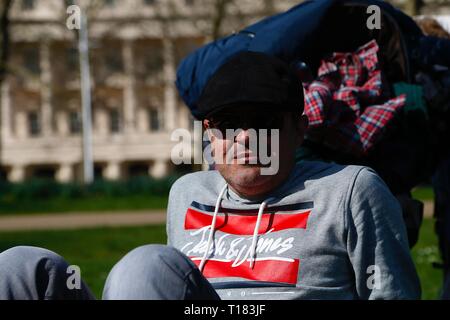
[207,112,285,133]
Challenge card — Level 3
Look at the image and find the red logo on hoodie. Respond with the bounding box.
[183,201,313,286]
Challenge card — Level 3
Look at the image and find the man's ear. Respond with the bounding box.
[203,119,214,142]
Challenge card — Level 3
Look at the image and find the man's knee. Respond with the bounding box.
[107,244,196,281]
[103,244,199,299]
[0,246,68,273]
[0,246,80,300]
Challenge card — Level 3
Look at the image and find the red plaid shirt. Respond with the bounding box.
[303,40,406,156]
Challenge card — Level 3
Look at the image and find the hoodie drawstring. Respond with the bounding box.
[199,184,228,272]
[249,198,272,269]
[198,184,274,273]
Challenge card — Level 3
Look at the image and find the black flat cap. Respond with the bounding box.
[197,51,304,119]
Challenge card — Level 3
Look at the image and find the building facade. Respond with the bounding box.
[0,0,447,183]
[0,0,289,182]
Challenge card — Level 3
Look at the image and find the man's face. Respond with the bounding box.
[203,106,308,199]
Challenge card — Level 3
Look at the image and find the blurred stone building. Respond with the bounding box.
[0,0,448,183]
[391,0,450,15]
[0,0,296,182]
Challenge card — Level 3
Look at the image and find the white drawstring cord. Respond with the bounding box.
[199,184,228,273]
[249,199,272,269]
[198,183,275,272]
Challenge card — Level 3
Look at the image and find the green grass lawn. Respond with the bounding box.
[0,194,168,215]
[411,217,443,299]
[0,225,167,298]
[411,185,435,201]
[0,217,444,299]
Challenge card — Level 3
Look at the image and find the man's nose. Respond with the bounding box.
[235,128,252,145]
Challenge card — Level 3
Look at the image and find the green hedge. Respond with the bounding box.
[0,175,179,202]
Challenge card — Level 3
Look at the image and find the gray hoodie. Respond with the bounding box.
[166,160,421,300]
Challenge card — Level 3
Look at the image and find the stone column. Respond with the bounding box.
[163,38,176,131]
[56,163,74,182]
[15,110,28,139]
[1,81,12,141]
[137,107,148,133]
[95,108,108,136]
[9,165,26,182]
[104,161,121,180]
[180,105,192,130]
[40,41,53,137]
[149,160,169,178]
[55,110,69,136]
[122,40,137,135]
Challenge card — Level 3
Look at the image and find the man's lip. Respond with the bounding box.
[235,153,257,160]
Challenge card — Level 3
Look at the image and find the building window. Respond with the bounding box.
[128,163,149,178]
[174,39,202,67]
[22,0,35,10]
[148,108,161,132]
[31,166,56,180]
[104,0,116,6]
[66,47,78,73]
[109,109,121,133]
[134,43,164,81]
[145,52,163,77]
[184,0,195,6]
[94,164,104,180]
[144,0,156,5]
[104,50,123,74]
[32,166,56,180]
[28,111,41,136]
[69,111,81,134]
[24,47,40,75]
[0,167,7,181]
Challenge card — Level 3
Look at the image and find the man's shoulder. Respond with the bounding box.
[299,161,392,202]
[169,170,224,195]
[296,160,371,182]
[295,161,393,210]
[294,160,386,197]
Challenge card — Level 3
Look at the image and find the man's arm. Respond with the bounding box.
[166,178,181,247]
[345,167,421,299]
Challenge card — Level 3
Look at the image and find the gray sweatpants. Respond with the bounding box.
[0,244,219,300]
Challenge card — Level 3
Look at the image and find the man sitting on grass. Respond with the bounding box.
[0,51,420,300]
